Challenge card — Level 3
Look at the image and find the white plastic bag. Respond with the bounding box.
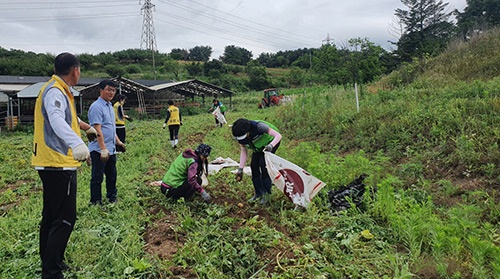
[212,107,227,124]
[265,152,326,208]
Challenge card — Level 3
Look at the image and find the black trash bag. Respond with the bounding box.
[328,173,369,212]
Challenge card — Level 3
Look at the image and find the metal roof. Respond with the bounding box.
[0,92,9,103]
[151,79,234,98]
[16,82,80,98]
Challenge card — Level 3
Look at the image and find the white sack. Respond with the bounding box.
[212,107,227,124]
[265,152,326,208]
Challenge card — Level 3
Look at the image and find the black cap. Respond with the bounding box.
[195,144,212,157]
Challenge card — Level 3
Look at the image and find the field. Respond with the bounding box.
[1,82,500,279]
[2,30,500,278]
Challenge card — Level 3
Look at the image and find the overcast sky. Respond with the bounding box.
[0,0,467,59]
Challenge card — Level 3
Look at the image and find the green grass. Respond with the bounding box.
[1,30,500,278]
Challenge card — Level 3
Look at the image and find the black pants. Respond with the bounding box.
[90,152,117,203]
[161,181,196,200]
[168,125,180,141]
[215,112,226,125]
[250,142,280,197]
[38,170,77,279]
[116,125,126,143]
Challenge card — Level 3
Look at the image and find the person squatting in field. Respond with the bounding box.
[162,99,182,148]
[160,144,212,203]
[32,52,97,279]
[232,118,282,205]
[207,98,227,127]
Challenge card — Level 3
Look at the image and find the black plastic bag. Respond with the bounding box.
[328,173,369,212]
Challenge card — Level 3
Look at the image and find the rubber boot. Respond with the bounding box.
[249,178,264,203]
[262,177,272,195]
[174,139,178,148]
[170,140,175,148]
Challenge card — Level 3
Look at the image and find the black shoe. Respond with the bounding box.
[247,195,260,203]
[60,261,70,271]
[90,200,102,206]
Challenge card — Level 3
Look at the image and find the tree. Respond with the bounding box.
[169,48,189,60]
[188,46,212,62]
[162,58,182,80]
[345,38,384,84]
[456,0,500,40]
[313,44,342,85]
[246,65,269,90]
[203,59,226,78]
[394,0,454,62]
[220,45,252,65]
[185,62,203,77]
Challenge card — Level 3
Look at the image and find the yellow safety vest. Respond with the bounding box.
[114,102,125,125]
[167,105,181,126]
[31,75,81,168]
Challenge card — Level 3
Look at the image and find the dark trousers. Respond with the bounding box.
[168,125,180,141]
[116,125,126,143]
[38,170,77,279]
[250,142,280,197]
[161,181,196,200]
[90,151,117,203]
[215,112,226,125]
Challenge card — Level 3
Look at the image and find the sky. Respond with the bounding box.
[0,0,467,60]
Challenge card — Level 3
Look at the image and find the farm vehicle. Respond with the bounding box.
[258,88,286,108]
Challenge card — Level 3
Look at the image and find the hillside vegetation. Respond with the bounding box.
[1,30,500,278]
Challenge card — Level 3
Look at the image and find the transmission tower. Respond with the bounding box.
[140,0,157,51]
[322,33,333,45]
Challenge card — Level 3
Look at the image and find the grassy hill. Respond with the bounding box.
[1,29,500,278]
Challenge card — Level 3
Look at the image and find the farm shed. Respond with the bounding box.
[15,82,83,123]
[80,77,234,116]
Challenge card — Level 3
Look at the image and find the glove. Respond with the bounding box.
[73,143,90,161]
[116,143,126,153]
[180,122,183,126]
[235,168,243,182]
[100,149,110,162]
[162,123,166,129]
[85,126,98,142]
[201,190,211,202]
[264,143,273,152]
[125,115,134,122]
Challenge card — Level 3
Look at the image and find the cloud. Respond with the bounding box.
[0,0,467,58]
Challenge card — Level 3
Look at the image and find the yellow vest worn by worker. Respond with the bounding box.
[31,75,81,168]
[114,102,125,125]
[167,105,181,126]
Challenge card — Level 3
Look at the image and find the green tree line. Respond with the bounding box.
[1,0,498,91]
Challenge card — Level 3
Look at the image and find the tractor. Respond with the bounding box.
[258,88,284,108]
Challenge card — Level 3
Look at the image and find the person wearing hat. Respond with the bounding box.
[232,118,282,204]
[160,144,212,202]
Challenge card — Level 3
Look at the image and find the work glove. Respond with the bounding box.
[235,168,243,182]
[125,115,133,122]
[162,123,166,129]
[201,190,211,202]
[73,143,90,161]
[100,149,110,162]
[85,126,98,142]
[264,143,273,152]
[116,143,126,153]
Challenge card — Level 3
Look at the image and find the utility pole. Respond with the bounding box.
[140,0,157,79]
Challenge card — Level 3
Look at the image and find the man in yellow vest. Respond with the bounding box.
[31,52,97,279]
[162,99,182,148]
